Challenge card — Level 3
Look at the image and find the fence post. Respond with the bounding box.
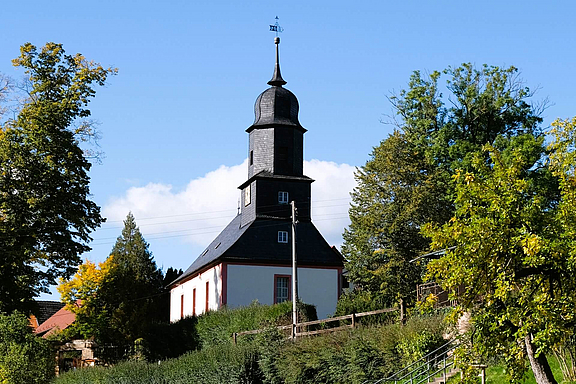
[233,332,237,345]
[400,298,406,325]
[352,313,356,328]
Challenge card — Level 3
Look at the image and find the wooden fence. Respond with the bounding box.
[232,307,399,344]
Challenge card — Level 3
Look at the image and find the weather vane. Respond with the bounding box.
[269,16,284,37]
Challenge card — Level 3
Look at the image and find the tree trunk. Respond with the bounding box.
[525,334,557,384]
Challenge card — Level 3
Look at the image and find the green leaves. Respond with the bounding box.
[0,43,116,313]
[424,129,576,382]
[343,63,541,309]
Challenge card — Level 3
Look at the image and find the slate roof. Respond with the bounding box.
[238,170,313,189]
[247,86,305,133]
[170,215,344,287]
[34,300,65,325]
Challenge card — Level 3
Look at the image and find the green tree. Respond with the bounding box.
[423,131,575,384]
[0,42,116,313]
[56,257,117,341]
[0,311,54,384]
[92,213,164,346]
[342,64,544,307]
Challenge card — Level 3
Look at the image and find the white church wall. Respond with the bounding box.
[170,263,222,322]
[226,264,340,319]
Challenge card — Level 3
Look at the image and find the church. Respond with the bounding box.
[168,37,344,320]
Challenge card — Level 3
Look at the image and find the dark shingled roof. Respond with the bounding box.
[170,215,344,287]
[238,170,313,189]
[247,86,306,133]
[34,301,65,325]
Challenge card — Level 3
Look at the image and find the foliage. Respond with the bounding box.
[424,130,576,383]
[336,286,393,315]
[54,313,446,384]
[553,335,576,383]
[56,342,263,384]
[56,257,117,340]
[195,300,316,348]
[343,63,543,308]
[57,213,165,351]
[140,316,199,361]
[0,42,116,313]
[269,313,446,384]
[99,212,165,345]
[0,311,54,384]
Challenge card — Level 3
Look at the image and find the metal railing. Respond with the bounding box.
[365,339,459,384]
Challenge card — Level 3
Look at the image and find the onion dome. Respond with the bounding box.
[247,37,306,133]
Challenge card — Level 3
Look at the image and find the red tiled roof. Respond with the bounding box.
[35,305,76,338]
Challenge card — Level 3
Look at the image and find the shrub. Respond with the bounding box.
[196,301,316,348]
[57,343,263,384]
[272,312,447,384]
[0,311,54,384]
[141,316,199,361]
[335,290,398,326]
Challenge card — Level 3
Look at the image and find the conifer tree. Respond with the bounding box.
[98,212,164,345]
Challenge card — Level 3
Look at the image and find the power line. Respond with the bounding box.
[89,215,351,247]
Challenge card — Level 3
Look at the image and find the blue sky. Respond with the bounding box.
[1,1,575,299]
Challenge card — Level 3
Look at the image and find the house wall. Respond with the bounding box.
[226,264,340,319]
[170,263,222,322]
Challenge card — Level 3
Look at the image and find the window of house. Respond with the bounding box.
[180,294,184,319]
[278,191,289,204]
[274,275,291,304]
[278,231,288,243]
[192,288,196,316]
[205,281,209,313]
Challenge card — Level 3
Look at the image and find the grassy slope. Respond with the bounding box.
[486,356,569,384]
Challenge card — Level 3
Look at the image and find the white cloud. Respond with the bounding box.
[102,159,356,249]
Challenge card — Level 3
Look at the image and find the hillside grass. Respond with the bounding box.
[54,309,446,384]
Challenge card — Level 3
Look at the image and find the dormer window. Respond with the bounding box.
[278,231,288,243]
[278,191,289,204]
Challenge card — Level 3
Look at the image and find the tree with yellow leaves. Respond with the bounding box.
[57,257,117,340]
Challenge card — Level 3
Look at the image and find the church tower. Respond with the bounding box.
[239,36,313,227]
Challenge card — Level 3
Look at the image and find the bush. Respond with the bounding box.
[141,316,199,361]
[55,307,447,384]
[335,290,399,326]
[196,301,316,348]
[261,312,447,384]
[0,311,55,384]
[57,343,263,384]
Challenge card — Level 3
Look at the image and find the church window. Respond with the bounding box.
[250,150,253,165]
[192,289,196,316]
[205,281,210,313]
[278,191,289,204]
[278,231,288,243]
[180,294,184,319]
[274,275,291,303]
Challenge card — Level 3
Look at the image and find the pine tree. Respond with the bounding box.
[98,213,164,345]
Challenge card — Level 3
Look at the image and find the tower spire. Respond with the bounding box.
[268,17,287,87]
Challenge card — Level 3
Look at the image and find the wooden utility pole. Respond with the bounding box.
[291,200,298,339]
